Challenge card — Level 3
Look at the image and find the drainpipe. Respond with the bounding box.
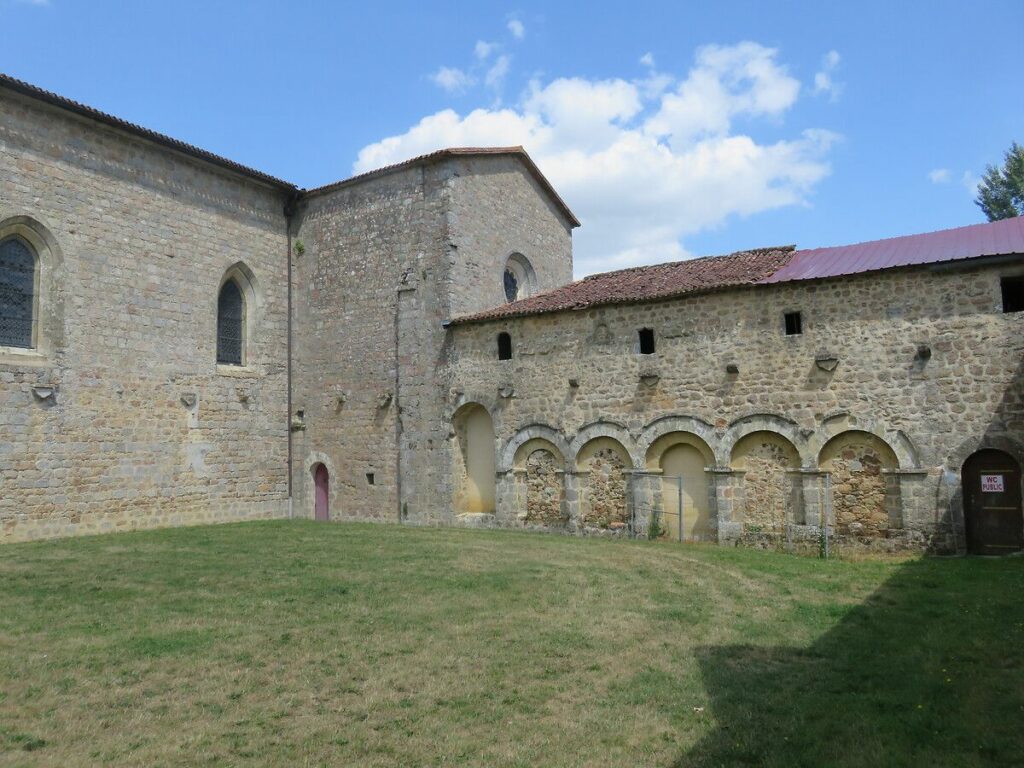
[394,288,403,523]
[284,192,299,519]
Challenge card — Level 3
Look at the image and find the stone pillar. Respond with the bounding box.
[710,467,742,544]
[795,470,827,527]
[629,469,661,538]
[565,470,583,535]
[495,468,523,527]
[892,468,942,548]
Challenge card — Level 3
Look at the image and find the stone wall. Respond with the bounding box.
[821,431,899,537]
[578,444,629,531]
[524,449,565,526]
[291,164,444,524]
[0,91,290,542]
[446,260,1024,552]
[445,155,573,319]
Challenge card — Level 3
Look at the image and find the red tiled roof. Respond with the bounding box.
[451,246,797,324]
[762,215,1024,283]
[0,72,297,190]
[304,146,580,228]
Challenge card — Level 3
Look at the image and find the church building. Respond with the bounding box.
[2,74,1022,554]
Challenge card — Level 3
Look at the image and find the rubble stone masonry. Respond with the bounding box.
[447,263,1024,552]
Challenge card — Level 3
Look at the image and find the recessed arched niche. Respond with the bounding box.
[452,404,496,514]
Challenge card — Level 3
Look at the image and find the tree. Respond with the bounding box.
[975,142,1024,221]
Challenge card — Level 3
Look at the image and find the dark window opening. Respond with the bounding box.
[0,237,35,349]
[1001,276,1024,313]
[638,328,655,355]
[503,268,519,303]
[784,311,803,335]
[366,472,375,485]
[216,280,244,365]
[497,332,513,360]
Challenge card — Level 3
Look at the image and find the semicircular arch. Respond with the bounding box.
[570,421,639,469]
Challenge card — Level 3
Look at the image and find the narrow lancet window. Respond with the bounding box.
[217,280,245,365]
[0,237,36,349]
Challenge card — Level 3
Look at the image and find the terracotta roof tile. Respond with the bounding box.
[452,246,796,324]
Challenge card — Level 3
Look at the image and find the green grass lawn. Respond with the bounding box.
[1,522,1022,767]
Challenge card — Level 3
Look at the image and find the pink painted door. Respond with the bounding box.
[314,464,330,521]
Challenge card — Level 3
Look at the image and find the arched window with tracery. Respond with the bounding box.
[217,279,245,365]
[0,236,36,349]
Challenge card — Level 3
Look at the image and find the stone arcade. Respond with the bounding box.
[1,74,1022,553]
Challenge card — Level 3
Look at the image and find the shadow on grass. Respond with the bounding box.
[676,557,1024,768]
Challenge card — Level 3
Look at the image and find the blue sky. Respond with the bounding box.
[2,0,1022,275]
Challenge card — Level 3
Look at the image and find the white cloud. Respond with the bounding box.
[508,19,525,39]
[474,40,495,61]
[430,66,475,93]
[485,54,511,91]
[961,170,981,194]
[636,51,672,99]
[929,168,950,184]
[813,49,842,101]
[365,41,837,276]
[644,43,801,148]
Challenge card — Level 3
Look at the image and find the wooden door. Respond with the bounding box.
[314,464,330,521]
[962,450,1022,555]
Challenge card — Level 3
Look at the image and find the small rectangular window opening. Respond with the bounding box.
[366,472,375,486]
[497,332,513,360]
[638,328,655,355]
[1001,276,1024,313]
[784,311,803,336]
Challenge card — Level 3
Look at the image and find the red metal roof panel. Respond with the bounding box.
[764,216,1024,283]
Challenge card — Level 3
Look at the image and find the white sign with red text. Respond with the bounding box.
[980,474,1005,493]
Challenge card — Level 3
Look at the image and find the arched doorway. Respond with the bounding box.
[313,463,330,521]
[962,449,1022,555]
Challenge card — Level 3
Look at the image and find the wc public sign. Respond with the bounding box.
[981,474,1005,493]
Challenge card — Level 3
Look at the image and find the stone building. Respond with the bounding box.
[1,74,1022,554]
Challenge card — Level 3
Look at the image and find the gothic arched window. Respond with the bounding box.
[0,236,36,349]
[217,279,245,365]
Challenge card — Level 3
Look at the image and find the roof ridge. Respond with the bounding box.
[796,216,1023,253]
[302,146,580,227]
[576,244,797,282]
[452,245,797,325]
[0,73,580,226]
[0,72,297,190]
